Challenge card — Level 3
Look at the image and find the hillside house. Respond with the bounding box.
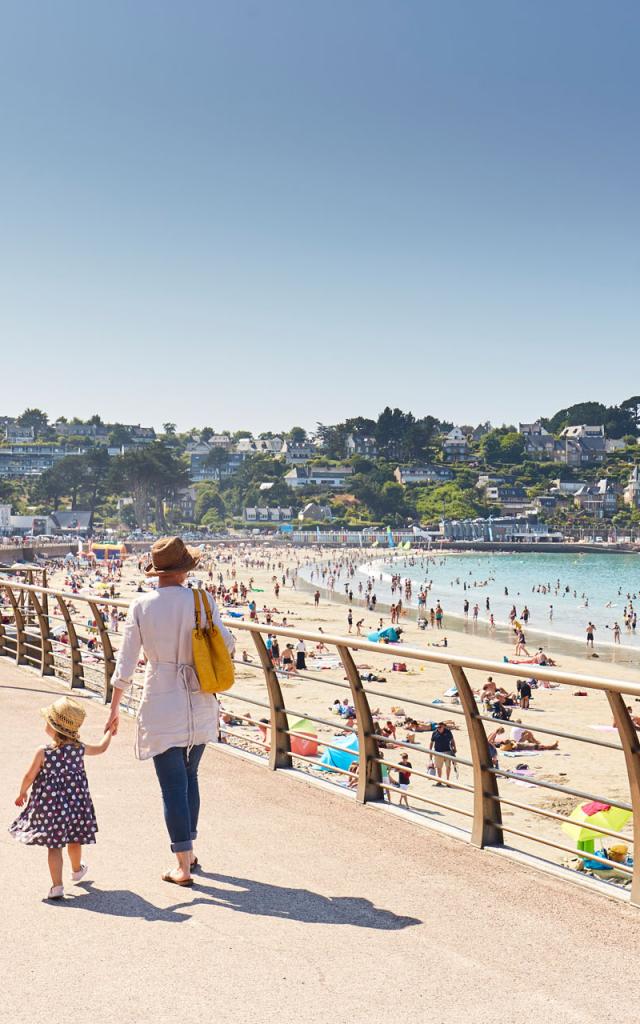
[284,465,354,490]
[442,428,471,462]
[573,479,618,518]
[394,465,454,485]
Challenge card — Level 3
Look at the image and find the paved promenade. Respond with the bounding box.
[1,663,639,1024]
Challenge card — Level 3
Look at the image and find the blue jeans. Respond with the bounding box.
[152,744,205,853]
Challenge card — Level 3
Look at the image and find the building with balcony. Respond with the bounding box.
[0,444,87,479]
[284,465,354,490]
[394,465,454,486]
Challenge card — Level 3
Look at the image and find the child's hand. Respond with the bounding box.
[15,792,27,807]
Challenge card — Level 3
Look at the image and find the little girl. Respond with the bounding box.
[9,695,113,900]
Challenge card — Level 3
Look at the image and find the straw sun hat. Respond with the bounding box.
[41,696,86,740]
[144,536,202,577]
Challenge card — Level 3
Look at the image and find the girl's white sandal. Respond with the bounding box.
[47,885,64,900]
[71,863,88,883]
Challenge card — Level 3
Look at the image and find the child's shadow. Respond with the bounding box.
[54,882,190,923]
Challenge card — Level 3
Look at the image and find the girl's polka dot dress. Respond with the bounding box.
[9,743,98,848]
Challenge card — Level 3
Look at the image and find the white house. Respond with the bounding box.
[345,433,378,457]
[284,465,354,490]
[624,466,640,508]
[282,441,316,465]
[394,465,454,485]
[442,428,471,462]
[560,424,605,439]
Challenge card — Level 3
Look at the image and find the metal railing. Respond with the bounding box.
[1,573,639,906]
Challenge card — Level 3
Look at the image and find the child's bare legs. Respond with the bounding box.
[47,848,63,887]
[67,843,82,872]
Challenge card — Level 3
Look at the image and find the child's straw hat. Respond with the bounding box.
[41,696,86,740]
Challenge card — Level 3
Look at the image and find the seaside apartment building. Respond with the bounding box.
[0,444,87,479]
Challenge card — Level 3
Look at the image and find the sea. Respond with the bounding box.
[352,550,640,653]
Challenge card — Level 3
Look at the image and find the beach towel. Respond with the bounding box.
[589,725,618,733]
[501,749,543,758]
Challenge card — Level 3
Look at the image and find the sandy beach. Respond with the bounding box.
[37,542,638,879]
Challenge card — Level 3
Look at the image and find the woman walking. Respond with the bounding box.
[105,537,235,887]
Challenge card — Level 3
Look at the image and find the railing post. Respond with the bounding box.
[449,664,503,848]
[607,690,640,907]
[41,569,49,620]
[337,644,383,803]
[57,595,84,688]
[88,601,115,704]
[4,585,27,665]
[29,589,54,676]
[251,630,291,769]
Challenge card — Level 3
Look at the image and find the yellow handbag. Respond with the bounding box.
[192,589,235,694]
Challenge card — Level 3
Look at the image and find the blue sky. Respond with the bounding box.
[1,2,638,433]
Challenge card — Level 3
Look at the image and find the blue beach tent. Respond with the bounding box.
[317,734,359,772]
[367,626,401,643]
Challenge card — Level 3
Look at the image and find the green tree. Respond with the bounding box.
[204,447,230,480]
[83,447,111,513]
[194,484,226,523]
[480,429,524,465]
[288,426,307,444]
[109,424,133,447]
[415,483,484,522]
[35,456,86,510]
[621,396,640,429]
[109,444,189,529]
[17,408,49,437]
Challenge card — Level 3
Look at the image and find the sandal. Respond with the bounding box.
[72,863,89,883]
[162,871,193,888]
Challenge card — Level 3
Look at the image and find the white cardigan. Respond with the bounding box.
[111,585,235,760]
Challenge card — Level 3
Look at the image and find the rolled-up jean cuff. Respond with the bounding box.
[170,840,193,853]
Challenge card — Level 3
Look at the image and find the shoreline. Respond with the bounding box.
[297,560,640,669]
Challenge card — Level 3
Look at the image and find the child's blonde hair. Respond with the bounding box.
[50,729,81,748]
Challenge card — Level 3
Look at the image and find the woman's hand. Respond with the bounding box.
[15,791,27,807]
[105,709,120,736]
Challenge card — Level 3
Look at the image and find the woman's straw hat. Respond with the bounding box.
[41,696,86,740]
[144,536,202,577]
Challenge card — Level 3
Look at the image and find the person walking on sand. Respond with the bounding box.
[105,537,235,888]
[9,696,113,900]
[586,621,596,648]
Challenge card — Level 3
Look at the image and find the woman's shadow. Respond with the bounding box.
[58,872,421,931]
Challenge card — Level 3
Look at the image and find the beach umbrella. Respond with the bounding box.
[561,800,631,848]
[287,716,319,757]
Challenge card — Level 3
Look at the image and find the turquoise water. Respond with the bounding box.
[356,551,640,651]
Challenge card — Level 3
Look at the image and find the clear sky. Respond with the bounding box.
[1,2,638,433]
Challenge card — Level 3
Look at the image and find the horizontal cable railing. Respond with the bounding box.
[1,574,638,907]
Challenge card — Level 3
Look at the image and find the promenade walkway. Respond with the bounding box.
[2,663,639,1024]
